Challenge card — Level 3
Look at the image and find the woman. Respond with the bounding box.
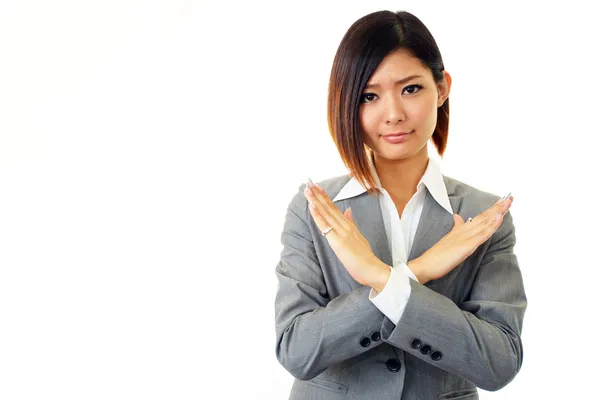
[274,10,526,400]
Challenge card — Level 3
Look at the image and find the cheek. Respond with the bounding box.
[359,108,379,133]
[407,98,433,119]
[408,100,439,129]
[360,107,383,134]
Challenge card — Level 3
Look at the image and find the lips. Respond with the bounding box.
[383,130,413,137]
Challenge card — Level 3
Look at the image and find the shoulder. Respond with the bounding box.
[445,175,515,240]
[444,175,504,209]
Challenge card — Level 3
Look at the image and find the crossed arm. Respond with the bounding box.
[274,187,527,391]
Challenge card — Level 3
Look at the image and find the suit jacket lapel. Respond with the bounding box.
[408,178,461,261]
[344,190,393,269]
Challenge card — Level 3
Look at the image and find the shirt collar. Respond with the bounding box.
[332,153,454,215]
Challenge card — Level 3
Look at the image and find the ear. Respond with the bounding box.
[437,70,452,107]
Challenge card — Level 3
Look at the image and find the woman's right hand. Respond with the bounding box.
[409,194,514,284]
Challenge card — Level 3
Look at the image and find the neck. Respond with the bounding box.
[372,147,429,199]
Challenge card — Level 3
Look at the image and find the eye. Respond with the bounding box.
[360,84,424,104]
[360,93,378,103]
[404,84,423,95]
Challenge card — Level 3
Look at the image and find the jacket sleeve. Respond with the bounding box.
[274,184,386,381]
[379,209,527,391]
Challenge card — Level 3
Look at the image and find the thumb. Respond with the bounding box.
[452,213,465,227]
[344,207,353,222]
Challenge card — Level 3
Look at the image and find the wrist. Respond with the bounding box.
[370,260,391,293]
[408,258,428,284]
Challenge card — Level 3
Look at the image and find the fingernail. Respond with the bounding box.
[307,177,314,187]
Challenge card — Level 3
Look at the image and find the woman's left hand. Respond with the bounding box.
[304,179,388,288]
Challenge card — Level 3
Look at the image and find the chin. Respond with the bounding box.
[379,149,412,161]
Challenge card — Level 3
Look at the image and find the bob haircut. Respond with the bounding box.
[327,10,449,197]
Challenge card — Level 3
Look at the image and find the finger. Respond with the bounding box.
[476,209,506,241]
[460,198,512,244]
[474,200,511,242]
[496,193,513,207]
[343,207,352,222]
[454,214,465,225]
[305,183,351,232]
[496,195,513,217]
[471,195,513,225]
[307,200,340,240]
[312,183,352,229]
[304,185,345,237]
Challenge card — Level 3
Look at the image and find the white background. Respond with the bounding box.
[1,1,598,399]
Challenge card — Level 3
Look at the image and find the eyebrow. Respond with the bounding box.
[364,75,423,90]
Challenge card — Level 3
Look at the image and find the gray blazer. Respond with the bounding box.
[274,173,527,400]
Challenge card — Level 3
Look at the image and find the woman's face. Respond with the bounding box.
[359,48,451,161]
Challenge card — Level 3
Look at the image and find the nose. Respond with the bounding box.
[385,95,406,124]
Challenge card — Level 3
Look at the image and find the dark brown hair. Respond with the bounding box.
[327,10,449,197]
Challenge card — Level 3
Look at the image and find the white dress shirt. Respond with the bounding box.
[331,153,454,325]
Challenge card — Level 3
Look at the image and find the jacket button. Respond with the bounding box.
[360,337,371,347]
[410,338,422,349]
[420,345,432,355]
[431,351,443,361]
[386,358,401,372]
[371,331,381,341]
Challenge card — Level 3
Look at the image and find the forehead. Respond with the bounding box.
[367,49,428,82]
